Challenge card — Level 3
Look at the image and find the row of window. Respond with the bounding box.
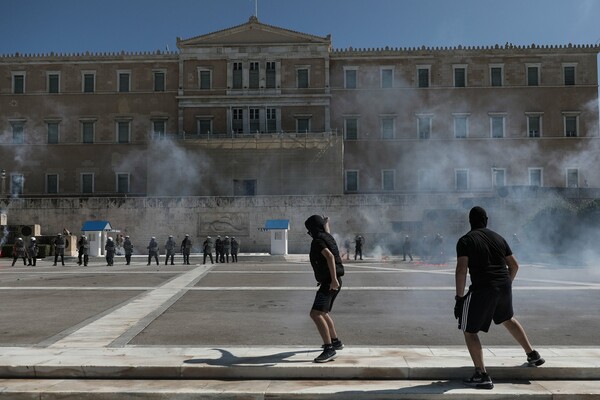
[10,70,166,94]
[8,61,580,94]
[344,168,583,192]
[6,118,169,144]
[7,174,257,197]
[5,110,309,143]
[5,168,584,196]
[343,63,579,89]
[6,173,131,196]
[5,111,581,144]
[344,112,580,140]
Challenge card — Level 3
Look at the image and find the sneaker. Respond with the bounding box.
[527,350,545,366]
[463,371,494,389]
[314,346,337,363]
[322,339,344,350]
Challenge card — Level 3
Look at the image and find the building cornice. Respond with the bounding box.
[0,50,179,62]
[331,43,600,57]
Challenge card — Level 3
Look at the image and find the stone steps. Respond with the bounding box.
[1,346,599,398]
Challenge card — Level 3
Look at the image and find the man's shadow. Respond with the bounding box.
[184,348,320,367]
[337,379,534,396]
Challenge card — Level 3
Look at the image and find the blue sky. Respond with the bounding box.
[2,0,600,54]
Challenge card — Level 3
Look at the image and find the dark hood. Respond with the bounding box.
[305,215,327,236]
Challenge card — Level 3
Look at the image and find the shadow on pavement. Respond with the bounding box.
[184,348,319,366]
[337,379,534,396]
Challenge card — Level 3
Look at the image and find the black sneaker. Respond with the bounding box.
[463,371,494,389]
[527,350,545,366]
[314,346,337,363]
[322,339,344,350]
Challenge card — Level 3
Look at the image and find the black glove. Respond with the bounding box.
[454,295,465,320]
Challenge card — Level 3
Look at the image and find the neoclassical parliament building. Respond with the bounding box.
[1,16,599,199]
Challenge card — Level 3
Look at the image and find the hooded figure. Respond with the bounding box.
[304,215,345,289]
[304,214,345,363]
[455,205,545,388]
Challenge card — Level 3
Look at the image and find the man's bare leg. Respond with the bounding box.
[464,332,486,371]
[323,313,338,339]
[310,310,332,344]
[502,318,534,353]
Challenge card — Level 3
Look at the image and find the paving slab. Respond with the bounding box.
[0,346,599,381]
[0,256,599,398]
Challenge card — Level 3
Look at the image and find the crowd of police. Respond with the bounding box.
[10,230,463,267]
[9,233,241,267]
[111,234,241,266]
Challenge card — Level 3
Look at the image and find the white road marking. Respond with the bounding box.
[48,265,213,348]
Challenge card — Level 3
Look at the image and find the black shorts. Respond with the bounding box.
[459,282,513,333]
[311,280,342,313]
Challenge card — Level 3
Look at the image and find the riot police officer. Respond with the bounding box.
[105,237,116,266]
[53,233,66,266]
[223,236,231,263]
[147,237,159,265]
[123,235,133,265]
[165,235,176,265]
[231,237,239,262]
[26,237,38,266]
[203,236,214,264]
[214,235,223,263]
[12,237,26,266]
[180,234,192,265]
[77,235,90,266]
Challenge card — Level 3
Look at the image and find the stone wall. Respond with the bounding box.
[0,190,594,255]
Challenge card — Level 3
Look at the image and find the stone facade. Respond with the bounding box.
[1,17,599,250]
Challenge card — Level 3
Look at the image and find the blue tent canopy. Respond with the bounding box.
[81,220,113,232]
[264,219,289,230]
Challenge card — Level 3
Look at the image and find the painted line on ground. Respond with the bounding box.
[48,265,214,348]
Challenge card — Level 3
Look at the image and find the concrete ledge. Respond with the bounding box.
[0,346,599,381]
[0,379,599,399]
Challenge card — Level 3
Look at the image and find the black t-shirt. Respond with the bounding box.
[309,231,345,284]
[456,228,512,288]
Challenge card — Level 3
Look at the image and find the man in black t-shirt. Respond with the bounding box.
[305,214,345,363]
[455,206,544,389]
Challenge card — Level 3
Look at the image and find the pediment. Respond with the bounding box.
[177,16,330,48]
